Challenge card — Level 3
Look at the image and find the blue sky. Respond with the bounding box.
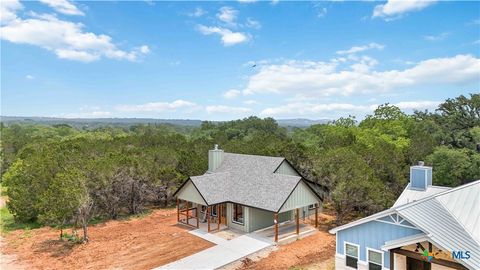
[1,0,479,120]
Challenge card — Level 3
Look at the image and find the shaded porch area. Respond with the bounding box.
[252,220,317,244]
[176,199,227,233]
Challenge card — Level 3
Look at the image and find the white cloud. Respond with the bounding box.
[271,0,279,5]
[336,43,385,55]
[116,100,198,113]
[217,7,238,24]
[223,89,241,99]
[238,0,257,3]
[260,100,440,118]
[38,0,84,16]
[245,18,261,29]
[373,0,436,20]
[423,32,449,41]
[0,0,22,24]
[317,7,327,18]
[243,55,480,97]
[188,7,206,17]
[1,7,149,62]
[197,25,249,46]
[244,100,259,105]
[25,74,35,80]
[206,105,252,114]
[394,101,440,110]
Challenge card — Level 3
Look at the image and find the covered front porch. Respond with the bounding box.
[384,236,469,270]
[176,199,228,233]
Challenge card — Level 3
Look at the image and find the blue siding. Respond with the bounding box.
[337,220,422,268]
[411,168,426,190]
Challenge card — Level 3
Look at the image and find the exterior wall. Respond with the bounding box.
[248,208,292,232]
[274,160,300,176]
[226,202,250,232]
[280,181,320,212]
[334,254,368,270]
[177,181,206,205]
[431,264,456,270]
[336,220,422,269]
[394,253,406,270]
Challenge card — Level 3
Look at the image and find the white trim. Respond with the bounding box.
[367,247,384,268]
[374,219,419,230]
[381,233,428,251]
[329,208,395,233]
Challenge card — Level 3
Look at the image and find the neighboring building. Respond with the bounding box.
[173,145,323,241]
[329,162,480,270]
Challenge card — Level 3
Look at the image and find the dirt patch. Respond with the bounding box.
[2,209,214,270]
[236,213,336,270]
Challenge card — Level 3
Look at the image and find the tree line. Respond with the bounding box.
[1,94,479,241]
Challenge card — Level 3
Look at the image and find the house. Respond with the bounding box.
[173,145,323,241]
[329,162,480,270]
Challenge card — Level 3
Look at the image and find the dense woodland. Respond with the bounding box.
[1,94,479,242]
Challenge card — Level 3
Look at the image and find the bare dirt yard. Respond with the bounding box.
[237,212,336,270]
[1,208,214,270]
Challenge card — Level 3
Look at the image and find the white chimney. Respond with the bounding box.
[409,161,432,191]
[208,144,224,172]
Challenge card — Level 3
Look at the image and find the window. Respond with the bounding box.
[345,243,359,269]
[308,204,316,210]
[200,205,207,213]
[232,204,244,225]
[367,249,383,270]
[211,205,218,217]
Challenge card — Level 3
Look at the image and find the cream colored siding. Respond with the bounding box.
[226,203,250,232]
[177,181,206,205]
[279,181,320,212]
[275,160,300,176]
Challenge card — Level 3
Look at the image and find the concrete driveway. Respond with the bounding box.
[156,231,273,270]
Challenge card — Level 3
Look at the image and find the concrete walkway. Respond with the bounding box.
[156,232,273,270]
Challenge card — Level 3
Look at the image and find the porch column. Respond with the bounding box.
[314,203,318,228]
[274,213,278,242]
[218,205,221,228]
[207,206,211,232]
[186,201,189,225]
[176,198,180,222]
[390,250,394,270]
[296,208,300,235]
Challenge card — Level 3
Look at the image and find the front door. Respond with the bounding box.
[407,257,431,270]
[220,203,227,225]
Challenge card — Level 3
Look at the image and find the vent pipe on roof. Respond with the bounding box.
[208,144,224,172]
[409,161,432,191]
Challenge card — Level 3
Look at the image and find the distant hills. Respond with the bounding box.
[0,116,330,129]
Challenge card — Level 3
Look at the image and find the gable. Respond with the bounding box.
[274,160,300,176]
[176,180,206,205]
[279,180,320,212]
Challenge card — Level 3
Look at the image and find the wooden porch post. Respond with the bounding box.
[186,201,189,225]
[390,250,394,270]
[196,207,199,228]
[314,204,318,228]
[176,198,180,222]
[218,205,221,229]
[274,213,278,242]
[207,206,211,232]
[296,208,300,235]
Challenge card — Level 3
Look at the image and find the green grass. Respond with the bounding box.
[0,206,41,234]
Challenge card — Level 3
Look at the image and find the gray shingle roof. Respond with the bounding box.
[213,153,285,174]
[185,152,310,212]
[191,171,301,212]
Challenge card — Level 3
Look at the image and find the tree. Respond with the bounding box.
[38,168,86,238]
[426,146,479,186]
